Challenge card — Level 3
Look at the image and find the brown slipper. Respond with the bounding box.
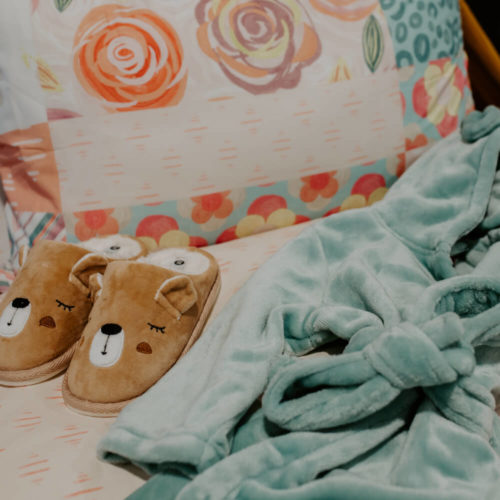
[0,235,147,386]
[62,247,220,417]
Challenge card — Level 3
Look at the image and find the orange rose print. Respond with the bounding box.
[323,174,387,215]
[73,5,187,112]
[196,0,321,94]
[191,191,234,224]
[412,58,467,138]
[216,195,309,243]
[300,172,339,203]
[135,215,206,250]
[288,169,349,211]
[340,173,387,211]
[74,209,119,241]
[310,0,378,21]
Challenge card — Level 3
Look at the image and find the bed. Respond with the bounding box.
[0,0,477,497]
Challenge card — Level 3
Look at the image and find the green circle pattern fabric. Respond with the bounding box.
[380,0,463,67]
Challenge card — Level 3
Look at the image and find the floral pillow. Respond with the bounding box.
[0,0,473,266]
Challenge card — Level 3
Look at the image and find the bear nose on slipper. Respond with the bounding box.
[39,316,56,328]
[101,323,122,336]
[12,298,30,309]
[62,246,221,417]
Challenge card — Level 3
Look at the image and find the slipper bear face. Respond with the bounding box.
[0,236,147,373]
[66,247,219,404]
[0,241,101,371]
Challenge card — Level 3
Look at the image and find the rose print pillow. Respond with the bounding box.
[0,0,473,266]
[73,4,187,112]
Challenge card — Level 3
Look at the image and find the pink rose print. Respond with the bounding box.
[196,0,321,94]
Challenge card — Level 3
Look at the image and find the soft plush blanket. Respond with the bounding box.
[99,107,500,499]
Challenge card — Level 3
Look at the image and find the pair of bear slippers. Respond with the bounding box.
[0,235,221,417]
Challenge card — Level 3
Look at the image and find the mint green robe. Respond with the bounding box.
[99,107,500,499]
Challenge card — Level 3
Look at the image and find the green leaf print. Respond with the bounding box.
[363,15,384,73]
[54,0,72,12]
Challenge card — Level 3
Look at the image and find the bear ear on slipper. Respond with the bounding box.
[18,245,30,268]
[69,253,110,296]
[62,247,221,417]
[155,275,198,320]
[88,273,104,303]
[0,235,147,387]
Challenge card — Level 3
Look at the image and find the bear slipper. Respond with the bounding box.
[62,246,221,417]
[0,235,147,386]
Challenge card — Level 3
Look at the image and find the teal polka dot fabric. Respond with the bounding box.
[380,0,463,67]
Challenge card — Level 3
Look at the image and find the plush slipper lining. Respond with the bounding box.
[62,272,222,417]
[0,339,79,387]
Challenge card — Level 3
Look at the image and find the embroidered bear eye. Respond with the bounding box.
[56,299,74,312]
[147,322,165,334]
[174,259,185,266]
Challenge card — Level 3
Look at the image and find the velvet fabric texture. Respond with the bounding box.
[0,235,147,384]
[0,241,94,372]
[99,107,500,499]
[64,247,220,408]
